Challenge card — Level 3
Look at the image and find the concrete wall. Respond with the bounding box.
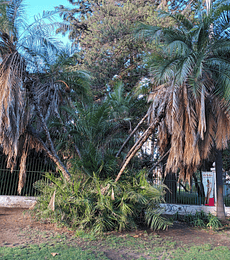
[160,203,230,217]
[0,196,229,217]
[0,195,36,208]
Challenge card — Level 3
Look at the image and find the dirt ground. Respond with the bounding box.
[0,207,230,249]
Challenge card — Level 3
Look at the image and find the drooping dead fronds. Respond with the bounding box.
[0,50,29,172]
[18,137,28,195]
[0,50,71,192]
[116,77,230,183]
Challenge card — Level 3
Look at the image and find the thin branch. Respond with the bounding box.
[179,181,189,192]
[148,149,170,174]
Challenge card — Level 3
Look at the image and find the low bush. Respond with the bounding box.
[33,170,171,234]
[172,211,222,230]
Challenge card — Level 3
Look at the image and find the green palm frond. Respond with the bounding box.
[159,10,194,30]
[134,22,161,42]
[145,209,169,230]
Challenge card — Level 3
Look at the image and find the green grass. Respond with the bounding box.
[0,244,107,260]
[0,231,230,260]
[173,245,230,260]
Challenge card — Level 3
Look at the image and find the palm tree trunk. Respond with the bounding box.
[116,113,148,158]
[115,118,160,182]
[29,83,71,181]
[27,125,71,181]
[215,149,225,220]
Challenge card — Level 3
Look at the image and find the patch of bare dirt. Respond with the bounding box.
[0,207,74,247]
[158,221,230,248]
[0,207,230,250]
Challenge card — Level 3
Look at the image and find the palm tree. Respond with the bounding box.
[116,0,230,219]
[0,0,89,193]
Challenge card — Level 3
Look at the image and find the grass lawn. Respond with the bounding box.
[0,232,229,260]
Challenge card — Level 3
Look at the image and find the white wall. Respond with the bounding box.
[160,203,230,217]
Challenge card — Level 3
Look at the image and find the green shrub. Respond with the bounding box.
[207,213,222,230]
[173,211,222,230]
[33,170,171,234]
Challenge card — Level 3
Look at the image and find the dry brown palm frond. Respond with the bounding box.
[117,73,230,184]
[157,121,168,155]
[0,51,29,171]
[197,85,207,140]
[184,111,198,167]
[183,84,197,131]
[215,101,230,150]
[17,135,29,195]
[199,98,215,160]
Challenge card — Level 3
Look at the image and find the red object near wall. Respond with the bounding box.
[205,198,215,206]
[209,198,214,206]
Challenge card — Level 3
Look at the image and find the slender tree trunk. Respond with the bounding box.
[215,149,225,220]
[199,169,205,197]
[29,83,71,181]
[116,113,148,158]
[115,120,158,182]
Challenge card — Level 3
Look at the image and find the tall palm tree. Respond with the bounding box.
[0,0,89,193]
[116,0,230,219]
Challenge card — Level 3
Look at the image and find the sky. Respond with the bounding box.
[24,0,71,23]
[23,0,73,43]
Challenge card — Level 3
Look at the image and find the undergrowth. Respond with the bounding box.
[172,211,222,230]
[33,170,171,235]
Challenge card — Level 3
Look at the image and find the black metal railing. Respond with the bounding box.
[152,174,230,206]
[0,154,54,196]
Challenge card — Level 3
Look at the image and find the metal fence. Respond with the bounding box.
[0,154,54,196]
[152,174,230,207]
[1,152,230,208]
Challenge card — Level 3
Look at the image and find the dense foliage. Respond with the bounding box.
[50,81,147,178]
[33,171,170,234]
[56,1,175,93]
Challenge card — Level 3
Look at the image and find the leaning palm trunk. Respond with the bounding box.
[115,118,161,182]
[29,83,71,181]
[27,125,71,181]
[116,113,148,158]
